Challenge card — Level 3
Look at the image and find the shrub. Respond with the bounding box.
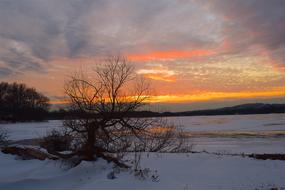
[40,130,72,152]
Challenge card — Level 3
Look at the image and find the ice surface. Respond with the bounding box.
[1,114,285,154]
[1,114,285,189]
[0,120,62,141]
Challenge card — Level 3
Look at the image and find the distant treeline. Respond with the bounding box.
[170,103,285,116]
[1,82,285,122]
[46,103,285,120]
[0,82,49,121]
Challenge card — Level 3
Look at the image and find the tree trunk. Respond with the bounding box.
[85,128,96,160]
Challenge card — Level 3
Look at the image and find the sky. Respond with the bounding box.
[0,0,285,111]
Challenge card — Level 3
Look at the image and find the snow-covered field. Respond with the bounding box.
[2,114,285,153]
[0,152,284,190]
[170,114,285,154]
[1,114,285,190]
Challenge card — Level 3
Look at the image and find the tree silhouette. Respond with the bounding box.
[63,56,184,166]
[0,82,49,121]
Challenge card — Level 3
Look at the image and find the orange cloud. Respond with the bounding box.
[128,49,215,61]
[137,68,176,82]
[265,60,285,73]
[143,73,176,82]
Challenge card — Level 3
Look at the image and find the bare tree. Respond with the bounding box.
[63,56,185,167]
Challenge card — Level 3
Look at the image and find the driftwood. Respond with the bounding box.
[48,147,130,168]
[248,154,285,161]
[1,146,58,160]
[190,150,285,161]
[1,145,129,169]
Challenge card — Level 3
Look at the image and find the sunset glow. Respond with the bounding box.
[148,88,285,103]
[128,50,215,61]
[50,86,285,106]
[1,0,285,111]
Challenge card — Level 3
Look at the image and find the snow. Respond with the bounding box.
[0,120,62,141]
[1,114,285,154]
[1,114,285,189]
[0,152,284,190]
[166,114,285,154]
[190,136,285,154]
[170,113,285,132]
[2,114,285,141]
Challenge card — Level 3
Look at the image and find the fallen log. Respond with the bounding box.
[1,146,58,160]
[248,154,285,161]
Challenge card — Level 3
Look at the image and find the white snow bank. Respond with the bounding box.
[0,152,284,190]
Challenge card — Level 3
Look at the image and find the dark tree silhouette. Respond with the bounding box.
[63,56,185,167]
[0,82,49,121]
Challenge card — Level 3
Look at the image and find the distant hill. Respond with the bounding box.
[47,103,285,119]
[165,103,285,116]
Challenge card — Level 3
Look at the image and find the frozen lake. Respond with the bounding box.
[170,113,285,132]
[1,113,285,154]
[1,114,285,190]
[169,114,285,154]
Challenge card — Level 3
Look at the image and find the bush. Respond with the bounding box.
[40,130,72,152]
[0,128,8,146]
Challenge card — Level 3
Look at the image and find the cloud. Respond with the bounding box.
[0,37,45,77]
[202,0,285,67]
[0,0,220,77]
[1,0,285,106]
[137,68,177,82]
[0,67,13,77]
[128,49,215,61]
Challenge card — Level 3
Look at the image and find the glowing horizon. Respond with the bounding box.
[1,0,285,110]
[50,86,285,105]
